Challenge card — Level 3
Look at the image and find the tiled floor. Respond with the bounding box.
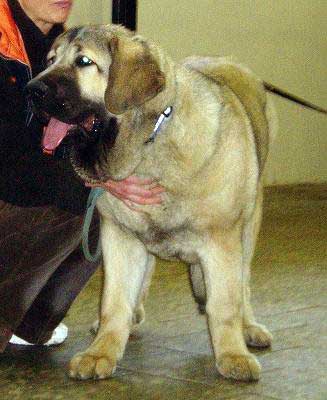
[1,185,326,399]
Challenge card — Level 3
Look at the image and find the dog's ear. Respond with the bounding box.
[105,36,166,114]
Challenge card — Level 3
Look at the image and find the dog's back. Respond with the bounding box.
[182,56,276,173]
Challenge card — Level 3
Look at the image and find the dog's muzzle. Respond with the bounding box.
[25,80,49,105]
[25,78,112,159]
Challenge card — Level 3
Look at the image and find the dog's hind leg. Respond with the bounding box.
[69,215,150,380]
[132,254,155,329]
[189,264,207,313]
[242,183,273,348]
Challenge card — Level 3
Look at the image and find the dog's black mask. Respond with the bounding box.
[25,76,118,162]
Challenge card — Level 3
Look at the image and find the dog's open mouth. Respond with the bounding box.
[42,114,100,156]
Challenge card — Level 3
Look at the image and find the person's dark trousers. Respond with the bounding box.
[0,200,99,351]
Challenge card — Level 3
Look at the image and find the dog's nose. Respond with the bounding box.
[25,80,50,104]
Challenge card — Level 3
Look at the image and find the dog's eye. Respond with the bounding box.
[47,56,56,66]
[75,55,94,67]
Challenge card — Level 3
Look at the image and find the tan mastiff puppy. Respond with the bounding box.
[27,24,276,382]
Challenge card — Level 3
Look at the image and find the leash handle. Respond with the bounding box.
[82,187,105,263]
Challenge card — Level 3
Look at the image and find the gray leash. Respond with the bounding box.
[82,187,105,262]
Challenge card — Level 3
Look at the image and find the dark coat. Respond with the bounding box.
[0,0,89,214]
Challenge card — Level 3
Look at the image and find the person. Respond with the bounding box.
[0,0,163,350]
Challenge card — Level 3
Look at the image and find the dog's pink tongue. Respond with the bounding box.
[42,118,75,155]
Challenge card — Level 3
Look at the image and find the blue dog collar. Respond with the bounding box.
[82,187,105,262]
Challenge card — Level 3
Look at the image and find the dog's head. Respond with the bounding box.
[26,24,169,182]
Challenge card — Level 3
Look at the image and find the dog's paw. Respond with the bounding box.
[69,352,116,380]
[244,323,273,348]
[216,352,261,381]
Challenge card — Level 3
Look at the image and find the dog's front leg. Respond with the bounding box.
[200,228,261,382]
[69,216,150,380]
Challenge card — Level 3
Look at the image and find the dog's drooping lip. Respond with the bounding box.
[42,114,99,156]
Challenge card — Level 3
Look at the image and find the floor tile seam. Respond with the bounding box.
[131,342,210,356]
[129,342,325,359]
[269,323,308,333]
[116,365,217,388]
[138,328,208,342]
[148,343,302,356]
[241,393,283,400]
[259,304,326,318]
[260,344,324,354]
[153,316,203,324]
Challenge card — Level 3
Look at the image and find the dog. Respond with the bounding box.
[26,24,277,382]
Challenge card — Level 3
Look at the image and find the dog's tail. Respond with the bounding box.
[264,81,327,115]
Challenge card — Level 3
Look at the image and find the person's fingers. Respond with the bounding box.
[107,187,163,204]
[85,178,165,205]
[85,183,163,205]
[98,181,164,198]
[90,176,155,187]
[85,180,159,193]
[124,194,163,205]
[121,175,154,185]
[112,184,164,198]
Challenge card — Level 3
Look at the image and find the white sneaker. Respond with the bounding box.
[9,323,68,346]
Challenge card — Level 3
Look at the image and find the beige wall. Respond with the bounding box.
[67,0,111,26]
[138,0,327,185]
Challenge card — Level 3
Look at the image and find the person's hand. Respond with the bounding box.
[85,176,165,209]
